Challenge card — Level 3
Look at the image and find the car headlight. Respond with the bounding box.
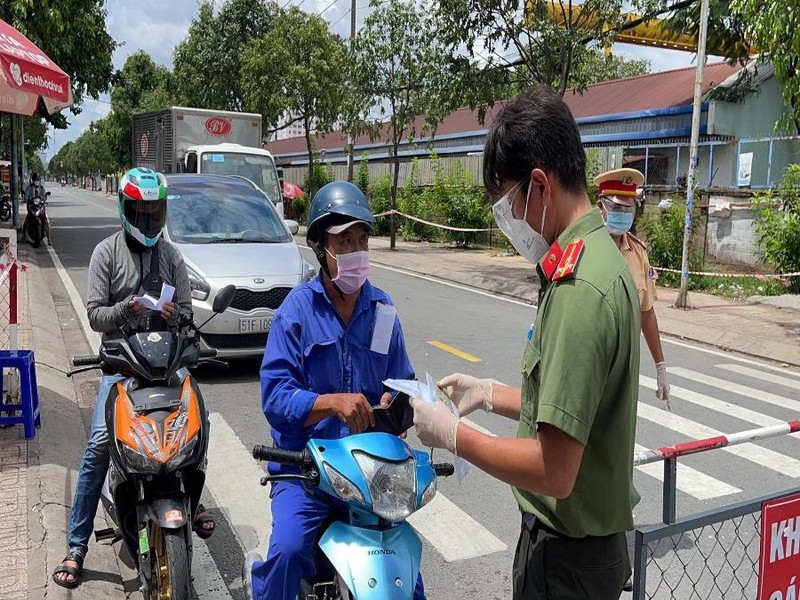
[186,265,210,301]
[302,260,316,282]
[354,451,416,522]
[324,463,365,504]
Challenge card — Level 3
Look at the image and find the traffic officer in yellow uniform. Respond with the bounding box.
[595,168,671,406]
[408,85,641,600]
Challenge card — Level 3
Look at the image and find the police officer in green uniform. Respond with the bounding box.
[410,85,641,599]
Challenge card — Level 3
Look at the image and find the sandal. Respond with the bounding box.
[192,503,215,540]
[52,549,84,589]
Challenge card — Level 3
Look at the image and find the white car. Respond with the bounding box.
[163,174,314,358]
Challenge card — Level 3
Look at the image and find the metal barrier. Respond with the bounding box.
[632,421,800,599]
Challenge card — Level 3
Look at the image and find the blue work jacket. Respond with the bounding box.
[260,275,415,456]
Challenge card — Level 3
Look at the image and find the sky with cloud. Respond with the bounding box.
[48,0,711,160]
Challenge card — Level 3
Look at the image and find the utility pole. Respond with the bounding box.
[346,0,356,182]
[675,0,710,309]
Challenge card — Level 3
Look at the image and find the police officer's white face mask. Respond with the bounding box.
[492,180,550,266]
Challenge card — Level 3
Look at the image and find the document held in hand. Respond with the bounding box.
[133,282,175,311]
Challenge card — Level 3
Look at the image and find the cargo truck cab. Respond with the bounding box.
[182,143,284,219]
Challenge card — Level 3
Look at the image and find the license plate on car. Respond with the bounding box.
[239,317,271,333]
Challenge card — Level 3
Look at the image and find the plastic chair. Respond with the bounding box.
[0,349,40,439]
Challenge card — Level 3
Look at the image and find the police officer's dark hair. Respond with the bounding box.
[483,84,587,198]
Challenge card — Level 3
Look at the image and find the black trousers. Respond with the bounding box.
[512,513,630,599]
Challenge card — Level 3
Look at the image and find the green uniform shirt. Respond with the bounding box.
[512,207,641,538]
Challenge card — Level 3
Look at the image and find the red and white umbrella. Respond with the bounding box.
[0,18,72,116]
[282,181,304,200]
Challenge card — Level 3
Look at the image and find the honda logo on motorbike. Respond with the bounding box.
[367,549,397,556]
[205,117,232,137]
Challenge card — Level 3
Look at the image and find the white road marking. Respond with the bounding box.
[636,402,800,477]
[633,443,740,499]
[668,367,800,413]
[407,493,507,561]
[206,412,272,553]
[192,539,234,599]
[641,375,798,430]
[662,337,800,376]
[46,244,101,351]
[716,363,800,390]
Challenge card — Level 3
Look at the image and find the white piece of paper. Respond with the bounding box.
[370,302,397,355]
[133,282,175,311]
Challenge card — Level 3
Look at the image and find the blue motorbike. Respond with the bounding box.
[251,433,454,599]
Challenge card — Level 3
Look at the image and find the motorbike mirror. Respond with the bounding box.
[212,284,236,314]
[45,191,52,196]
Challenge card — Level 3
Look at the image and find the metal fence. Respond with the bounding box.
[632,421,800,599]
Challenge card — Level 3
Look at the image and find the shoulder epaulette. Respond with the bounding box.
[552,238,585,281]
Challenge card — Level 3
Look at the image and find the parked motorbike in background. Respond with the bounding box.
[250,433,454,600]
[0,192,11,222]
[25,188,51,247]
[67,285,235,600]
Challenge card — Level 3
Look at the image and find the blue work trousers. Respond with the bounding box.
[250,480,426,600]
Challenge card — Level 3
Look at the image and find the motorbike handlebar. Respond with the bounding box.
[433,463,455,477]
[252,445,308,466]
[198,348,217,359]
[72,355,102,367]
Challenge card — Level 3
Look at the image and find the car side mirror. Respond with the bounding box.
[213,284,236,314]
[285,219,299,235]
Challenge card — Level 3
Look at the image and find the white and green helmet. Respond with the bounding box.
[118,167,168,247]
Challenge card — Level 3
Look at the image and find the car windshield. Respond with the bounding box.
[165,180,292,244]
[199,152,281,204]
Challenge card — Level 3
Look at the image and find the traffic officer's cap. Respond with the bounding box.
[593,168,644,207]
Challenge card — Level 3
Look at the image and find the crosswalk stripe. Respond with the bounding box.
[716,364,800,390]
[206,412,506,565]
[633,443,741,499]
[206,413,272,553]
[669,367,800,413]
[407,494,507,561]
[636,402,800,477]
[192,539,234,599]
[640,375,795,430]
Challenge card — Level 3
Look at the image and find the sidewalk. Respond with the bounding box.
[0,228,126,600]
[357,231,800,369]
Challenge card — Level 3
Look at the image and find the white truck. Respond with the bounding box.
[132,107,284,218]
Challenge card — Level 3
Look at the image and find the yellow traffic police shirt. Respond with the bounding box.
[619,233,657,312]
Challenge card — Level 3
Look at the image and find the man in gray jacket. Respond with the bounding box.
[52,168,212,588]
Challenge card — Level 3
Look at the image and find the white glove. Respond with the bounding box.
[410,396,459,454]
[436,373,493,417]
[655,362,671,410]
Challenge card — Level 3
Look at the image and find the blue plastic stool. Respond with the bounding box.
[0,350,40,440]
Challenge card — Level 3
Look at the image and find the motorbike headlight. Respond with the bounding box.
[323,463,365,504]
[119,441,162,475]
[187,265,210,301]
[165,435,198,471]
[354,451,416,522]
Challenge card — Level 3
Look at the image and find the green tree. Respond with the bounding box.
[105,52,177,169]
[173,0,278,111]
[352,0,456,249]
[241,6,346,199]
[571,51,650,87]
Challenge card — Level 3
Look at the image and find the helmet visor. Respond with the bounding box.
[124,199,166,237]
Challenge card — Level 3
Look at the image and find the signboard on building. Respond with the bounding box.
[738,152,753,187]
[758,492,800,599]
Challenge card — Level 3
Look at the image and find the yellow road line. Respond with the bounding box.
[427,340,482,363]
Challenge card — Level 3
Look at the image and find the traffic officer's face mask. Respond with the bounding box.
[326,248,370,294]
[600,197,636,236]
[492,179,550,266]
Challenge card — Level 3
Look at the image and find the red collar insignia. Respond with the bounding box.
[552,238,585,281]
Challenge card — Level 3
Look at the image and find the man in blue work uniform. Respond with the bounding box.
[245,181,424,600]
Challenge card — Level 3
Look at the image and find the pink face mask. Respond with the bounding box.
[327,249,370,294]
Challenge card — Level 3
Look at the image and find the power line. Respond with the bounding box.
[317,0,339,17]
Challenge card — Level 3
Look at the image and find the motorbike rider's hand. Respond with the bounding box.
[409,396,458,454]
[128,297,148,317]
[333,393,375,433]
[437,373,493,417]
[160,300,178,323]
